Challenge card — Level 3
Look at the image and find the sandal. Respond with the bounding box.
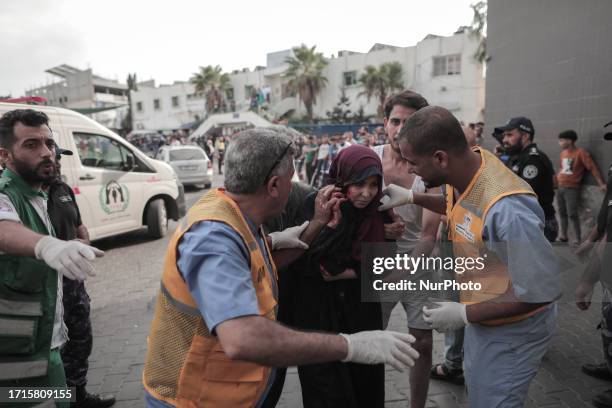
[430,363,465,385]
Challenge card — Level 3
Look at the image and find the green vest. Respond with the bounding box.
[0,169,58,381]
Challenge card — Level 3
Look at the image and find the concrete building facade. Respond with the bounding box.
[26,65,129,130]
[484,0,612,217]
[130,81,205,130]
[132,30,485,131]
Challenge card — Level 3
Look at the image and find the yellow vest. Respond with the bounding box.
[143,189,277,407]
[446,148,545,326]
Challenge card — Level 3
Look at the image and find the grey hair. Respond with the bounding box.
[224,127,295,194]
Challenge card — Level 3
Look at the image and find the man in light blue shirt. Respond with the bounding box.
[382,106,561,407]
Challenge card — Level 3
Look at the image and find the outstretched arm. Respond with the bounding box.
[216,315,418,371]
[0,220,43,256]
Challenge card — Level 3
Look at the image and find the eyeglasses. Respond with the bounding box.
[262,142,292,185]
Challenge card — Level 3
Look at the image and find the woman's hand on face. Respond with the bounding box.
[320,265,358,281]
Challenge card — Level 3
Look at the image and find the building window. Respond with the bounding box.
[343,71,358,87]
[154,99,161,110]
[447,55,461,75]
[226,88,234,101]
[433,54,462,76]
[281,83,296,99]
[136,101,143,112]
[171,96,179,108]
[245,85,256,98]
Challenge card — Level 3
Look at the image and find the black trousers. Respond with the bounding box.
[61,278,93,387]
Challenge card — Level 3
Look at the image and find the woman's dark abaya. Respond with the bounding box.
[292,145,391,408]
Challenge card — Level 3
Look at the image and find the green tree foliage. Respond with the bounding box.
[326,93,352,123]
[190,65,232,115]
[284,44,328,123]
[469,1,488,63]
[358,62,404,120]
[122,73,138,134]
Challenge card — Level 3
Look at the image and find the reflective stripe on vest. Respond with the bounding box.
[0,298,42,317]
[0,317,36,336]
[0,359,48,380]
[32,399,57,408]
[159,282,200,317]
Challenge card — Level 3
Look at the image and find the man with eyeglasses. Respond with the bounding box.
[143,127,420,408]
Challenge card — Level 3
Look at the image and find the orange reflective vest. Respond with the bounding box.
[143,188,277,407]
[446,148,546,326]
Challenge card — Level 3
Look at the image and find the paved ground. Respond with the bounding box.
[81,172,611,408]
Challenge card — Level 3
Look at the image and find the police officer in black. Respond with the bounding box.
[47,145,115,408]
[495,117,558,241]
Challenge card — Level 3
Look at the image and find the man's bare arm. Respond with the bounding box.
[466,285,549,323]
[412,206,441,257]
[412,192,446,215]
[0,220,43,256]
[216,316,347,367]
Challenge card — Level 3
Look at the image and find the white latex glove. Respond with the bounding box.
[268,221,309,250]
[378,184,414,211]
[422,301,468,332]
[340,330,419,371]
[34,236,104,281]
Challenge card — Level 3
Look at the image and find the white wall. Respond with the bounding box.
[412,34,485,123]
[310,32,484,122]
[131,82,205,130]
[131,31,485,130]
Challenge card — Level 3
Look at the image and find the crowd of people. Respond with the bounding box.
[0,86,610,408]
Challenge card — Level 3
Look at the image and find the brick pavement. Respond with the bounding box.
[83,211,611,407]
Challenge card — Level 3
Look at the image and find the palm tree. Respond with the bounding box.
[284,44,328,122]
[122,73,137,134]
[469,1,487,63]
[190,65,232,115]
[358,62,404,120]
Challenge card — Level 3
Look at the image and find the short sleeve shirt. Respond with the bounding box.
[482,194,561,302]
[48,181,82,241]
[177,219,276,334]
[508,144,556,219]
[176,216,277,408]
[0,191,68,349]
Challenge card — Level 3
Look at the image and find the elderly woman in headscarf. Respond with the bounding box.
[291,144,394,408]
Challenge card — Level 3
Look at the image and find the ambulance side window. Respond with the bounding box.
[74,133,134,171]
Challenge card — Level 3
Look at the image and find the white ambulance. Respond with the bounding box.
[0,102,186,241]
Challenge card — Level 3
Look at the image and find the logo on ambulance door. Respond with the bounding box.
[99,180,130,214]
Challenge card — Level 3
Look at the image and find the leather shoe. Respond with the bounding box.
[582,362,612,381]
[72,391,115,408]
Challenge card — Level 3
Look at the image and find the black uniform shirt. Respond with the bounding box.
[48,180,82,241]
[507,143,556,219]
[597,164,612,241]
